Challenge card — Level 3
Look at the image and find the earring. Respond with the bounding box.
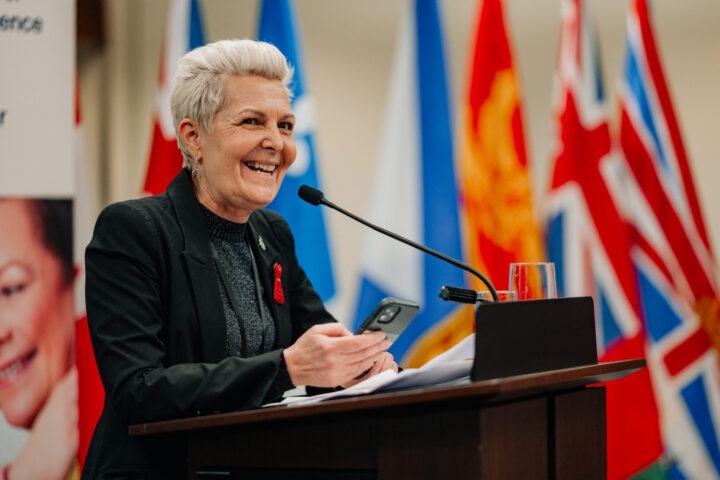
[191,158,199,178]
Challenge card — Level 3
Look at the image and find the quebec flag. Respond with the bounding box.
[258,0,337,303]
[351,0,466,365]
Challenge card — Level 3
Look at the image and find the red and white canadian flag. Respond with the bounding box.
[142,0,206,195]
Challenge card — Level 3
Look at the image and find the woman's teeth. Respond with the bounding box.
[246,162,277,174]
[0,350,35,385]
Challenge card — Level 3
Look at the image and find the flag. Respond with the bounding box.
[407,0,546,367]
[258,0,337,304]
[613,0,720,477]
[351,0,467,367]
[459,0,544,294]
[544,0,663,477]
[142,0,206,196]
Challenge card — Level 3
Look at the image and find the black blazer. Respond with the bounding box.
[82,170,334,478]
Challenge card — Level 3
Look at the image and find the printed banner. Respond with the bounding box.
[0,0,77,477]
[0,0,74,196]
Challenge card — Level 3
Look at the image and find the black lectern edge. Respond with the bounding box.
[129,358,646,437]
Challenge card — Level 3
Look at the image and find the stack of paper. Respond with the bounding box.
[265,334,476,407]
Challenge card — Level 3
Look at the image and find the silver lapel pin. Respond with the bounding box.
[258,235,266,251]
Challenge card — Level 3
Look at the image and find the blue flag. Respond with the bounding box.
[258,0,337,302]
[351,0,466,365]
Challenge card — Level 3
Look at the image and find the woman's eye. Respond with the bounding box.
[279,122,294,132]
[1,283,26,297]
[241,118,260,126]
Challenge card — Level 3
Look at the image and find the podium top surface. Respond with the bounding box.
[130,358,645,437]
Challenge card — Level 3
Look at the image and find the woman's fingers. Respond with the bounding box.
[340,338,392,366]
[344,351,398,386]
[331,330,387,353]
[364,353,387,378]
[307,322,353,337]
[285,325,394,388]
[348,349,389,380]
[376,352,396,373]
[9,368,79,479]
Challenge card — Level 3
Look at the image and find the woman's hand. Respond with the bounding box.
[283,323,391,388]
[8,368,78,480]
[340,351,398,389]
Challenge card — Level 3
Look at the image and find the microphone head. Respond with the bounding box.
[298,185,325,206]
[439,286,479,304]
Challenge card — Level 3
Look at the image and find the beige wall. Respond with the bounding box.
[80,0,720,318]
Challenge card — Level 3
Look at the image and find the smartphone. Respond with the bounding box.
[354,297,420,343]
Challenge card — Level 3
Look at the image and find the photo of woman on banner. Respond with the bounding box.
[0,199,78,479]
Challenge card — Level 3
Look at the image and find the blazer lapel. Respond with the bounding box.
[167,171,226,363]
[246,217,292,348]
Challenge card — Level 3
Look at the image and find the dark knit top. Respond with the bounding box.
[199,205,293,402]
[200,205,277,358]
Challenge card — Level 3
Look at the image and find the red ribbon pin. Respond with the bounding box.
[273,262,285,304]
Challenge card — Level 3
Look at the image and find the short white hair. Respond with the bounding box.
[170,39,294,168]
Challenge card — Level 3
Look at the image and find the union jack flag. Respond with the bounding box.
[546,0,720,478]
[612,0,720,477]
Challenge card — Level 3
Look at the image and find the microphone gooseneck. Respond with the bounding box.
[298,185,499,302]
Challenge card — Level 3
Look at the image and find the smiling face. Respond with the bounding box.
[0,200,74,428]
[187,75,296,223]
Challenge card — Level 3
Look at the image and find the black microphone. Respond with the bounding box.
[298,185,324,206]
[439,286,482,304]
[298,185,499,302]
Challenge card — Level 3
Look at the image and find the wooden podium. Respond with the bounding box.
[130,358,644,479]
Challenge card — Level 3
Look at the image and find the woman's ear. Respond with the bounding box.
[178,118,202,159]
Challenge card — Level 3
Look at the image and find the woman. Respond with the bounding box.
[82,39,396,478]
[0,198,78,479]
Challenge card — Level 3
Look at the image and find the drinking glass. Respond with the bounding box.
[476,290,517,303]
[509,262,557,300]
[474,290,516,314]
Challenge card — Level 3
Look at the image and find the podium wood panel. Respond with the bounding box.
[131,359,643,479]
[480,397,550,478]
[554,388,607,479]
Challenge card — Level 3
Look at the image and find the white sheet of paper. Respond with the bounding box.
[420,333,475,370]
[265,369,399,407]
